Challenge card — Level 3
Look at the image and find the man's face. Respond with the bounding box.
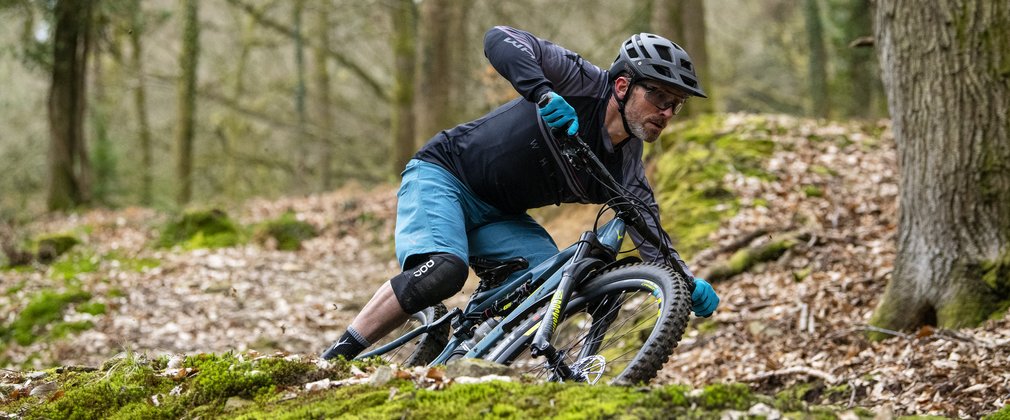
[621,79,688,142]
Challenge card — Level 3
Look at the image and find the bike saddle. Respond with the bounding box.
[469,256,529,292]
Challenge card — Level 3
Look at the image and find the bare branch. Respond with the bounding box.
[223,0,389,101]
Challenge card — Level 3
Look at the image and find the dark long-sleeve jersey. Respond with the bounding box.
[414,26,692,277]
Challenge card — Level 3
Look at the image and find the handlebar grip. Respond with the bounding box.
[537,93,552,109]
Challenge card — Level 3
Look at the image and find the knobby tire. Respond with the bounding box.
[486,263,691,385]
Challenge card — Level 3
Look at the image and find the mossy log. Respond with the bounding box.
[34,234,81,263]
[700,230,810,283]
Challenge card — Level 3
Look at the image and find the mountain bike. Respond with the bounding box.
[358,112,696,385]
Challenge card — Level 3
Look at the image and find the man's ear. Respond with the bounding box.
[615,76,631,101]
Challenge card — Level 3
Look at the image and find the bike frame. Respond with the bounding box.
[356,217,628,365]
[358,120,693,373]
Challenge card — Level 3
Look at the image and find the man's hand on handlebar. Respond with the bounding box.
[538,92,580,136]
[690,278,719,317]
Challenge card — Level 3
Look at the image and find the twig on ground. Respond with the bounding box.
[858,324,912,339]
[741,366,840,384]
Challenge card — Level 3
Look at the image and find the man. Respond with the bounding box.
[322,27,719,360]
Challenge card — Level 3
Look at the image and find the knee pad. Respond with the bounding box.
[390,253,468,314]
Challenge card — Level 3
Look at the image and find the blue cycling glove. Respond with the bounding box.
[691,278,719,317]
[538,92,580,136]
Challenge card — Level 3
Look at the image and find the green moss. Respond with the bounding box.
[697,383,753,410]
[2,288,93,346]
[809,165,837,176]
[803,185,824,197]
[775,382,816,411]
[707,238,795,282]
[937,286,1000,329]
[25,354,181,420]
[50,250,100,280]
[77,301,107,315]
[1,352,884,419]
[793,267,813,282]
[654,114,777,255]
[105,251,161,272]
[156,209,244,250]
[931,258,1010,328]
[984,404,1010,420]
[253,211,319,251]
[981,252,1010,294]
[185,353,280,405]
[5,280,28,295]
[50,320,95,339]
[33,233,80,263]
[237,380,698,419]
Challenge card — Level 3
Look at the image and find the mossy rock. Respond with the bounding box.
[253,211,318,251]
[654,114,776,255]
[34,233,80,264]
[157,209,244,249]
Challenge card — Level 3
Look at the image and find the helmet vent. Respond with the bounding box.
[652,65,672,78]
[680,59,693,71]
[627,47,640,59]
[656,46,672,62]
[681,75,698,88]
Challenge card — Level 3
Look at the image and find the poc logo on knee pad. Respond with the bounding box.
[413,260,436,277]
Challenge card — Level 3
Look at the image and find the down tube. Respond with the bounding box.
[461,253,582,358]
[465,218,627,359]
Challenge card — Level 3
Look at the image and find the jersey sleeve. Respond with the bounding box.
[483,26,604,102]
[620,141,695,278]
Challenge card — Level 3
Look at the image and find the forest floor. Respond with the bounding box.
[1,114,1008,418]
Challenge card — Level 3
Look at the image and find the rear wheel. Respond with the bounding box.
[359,303,449,367]
[488,263,691,384]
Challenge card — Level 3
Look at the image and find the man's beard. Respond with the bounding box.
[627,120,660,143]
[624,95,664,142]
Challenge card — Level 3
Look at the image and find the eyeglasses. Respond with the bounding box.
[639,83,688,115]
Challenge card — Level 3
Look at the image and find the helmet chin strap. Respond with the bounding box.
[614,81,636,141]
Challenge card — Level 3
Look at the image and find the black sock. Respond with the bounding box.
[321,327,370,360]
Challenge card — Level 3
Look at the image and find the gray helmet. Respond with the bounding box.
[609,33,707,98]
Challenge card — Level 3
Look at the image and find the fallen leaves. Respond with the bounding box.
[2,115,1008,417]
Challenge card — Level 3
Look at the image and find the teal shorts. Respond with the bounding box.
[394,160,559,280]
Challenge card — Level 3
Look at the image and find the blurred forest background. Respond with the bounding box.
[0,0,884,219]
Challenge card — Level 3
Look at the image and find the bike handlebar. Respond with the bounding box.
[536,98,679,275]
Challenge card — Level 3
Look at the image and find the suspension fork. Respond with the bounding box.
[530,231,606,379]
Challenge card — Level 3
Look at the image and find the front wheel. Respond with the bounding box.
[489,263,691,385]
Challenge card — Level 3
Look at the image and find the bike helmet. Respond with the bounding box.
[609,33,707,98]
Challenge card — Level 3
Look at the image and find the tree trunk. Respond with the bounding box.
[871,0,1010,331]
[416,0,465,147]
[47,0,95,211]
[390,0,418,177]
[840,0,876,118]
[175,0,199,205]
[130,0,154,206]
[292,0,309,190]
[313,5,335,190]
[650,0,713,116]
[804,0,830,118]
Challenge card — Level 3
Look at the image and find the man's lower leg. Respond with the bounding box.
[321,281,410,360]
[320,253,467,360]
